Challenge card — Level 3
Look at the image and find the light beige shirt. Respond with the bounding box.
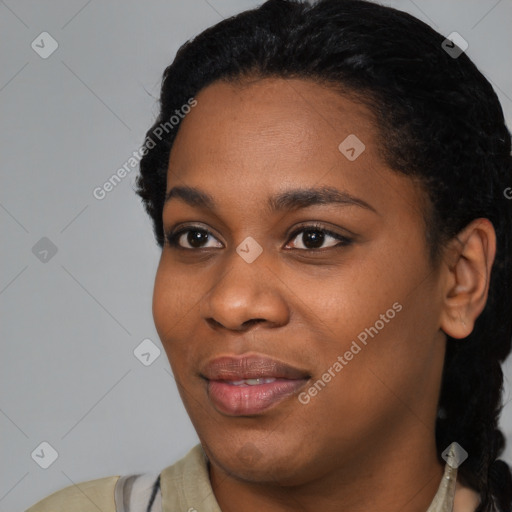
[26,443,481,512]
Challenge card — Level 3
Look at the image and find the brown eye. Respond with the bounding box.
[286,224,353,251]
[164,223,353,251]
[165,227,223,249]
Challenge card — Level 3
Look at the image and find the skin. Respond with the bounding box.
[152,77,496,512]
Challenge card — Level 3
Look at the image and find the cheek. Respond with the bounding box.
[152,262,194,348]
[296,260,396,336]
[152,266,172,334]
[298,246,429,378]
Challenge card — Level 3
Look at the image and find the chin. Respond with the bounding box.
[205,436,312,486]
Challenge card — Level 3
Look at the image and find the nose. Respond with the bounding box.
[200,249,290,332]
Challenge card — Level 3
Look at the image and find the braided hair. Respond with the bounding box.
[135,1,512,509]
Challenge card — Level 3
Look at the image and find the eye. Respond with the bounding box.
[165,223,352,251]
[165,226,222,249]
[285,223,353,250]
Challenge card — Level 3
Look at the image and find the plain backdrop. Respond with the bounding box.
[1,1,512,510]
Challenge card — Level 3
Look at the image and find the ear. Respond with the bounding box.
[439,218,496,339]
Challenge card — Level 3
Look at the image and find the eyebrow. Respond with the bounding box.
[164,185,378,215]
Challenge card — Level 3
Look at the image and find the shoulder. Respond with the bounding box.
[25,445,210,512]
[25,475,120,512]
[160,444,220,510]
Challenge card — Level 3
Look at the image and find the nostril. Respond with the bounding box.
[205,317,265,331]
[206,318,223,329]
[242,319,265,328]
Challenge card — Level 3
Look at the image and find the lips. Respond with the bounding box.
[201,354,311,415]
[201,354,310,381]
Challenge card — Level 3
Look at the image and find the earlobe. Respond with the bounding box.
[439,218,496,340]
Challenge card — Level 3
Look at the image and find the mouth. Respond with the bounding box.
[201,354,311,416]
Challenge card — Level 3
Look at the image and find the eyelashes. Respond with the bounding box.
[165,226,222,250]
[164,222,353,252]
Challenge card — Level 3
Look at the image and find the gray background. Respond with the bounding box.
[1,1,511,510]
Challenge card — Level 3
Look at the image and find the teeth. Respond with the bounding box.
[227,378,277,386]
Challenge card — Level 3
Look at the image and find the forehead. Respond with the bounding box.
[165,77,427,225]
[168,77,377,184]
[175,77,378,156]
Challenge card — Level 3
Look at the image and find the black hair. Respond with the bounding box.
[135,0,512,509]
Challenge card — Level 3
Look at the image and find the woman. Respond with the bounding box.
[26,0,512,511]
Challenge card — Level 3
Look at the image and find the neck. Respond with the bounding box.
[208,431,445,512]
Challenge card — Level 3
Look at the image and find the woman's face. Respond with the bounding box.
[152,77,447,484]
